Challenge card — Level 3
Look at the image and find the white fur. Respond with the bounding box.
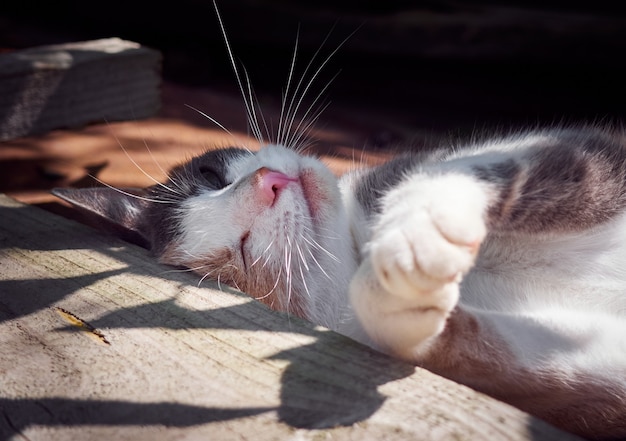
[165,136,626,437]
[344,146,626,413]
[173,140,626,380]
[465,212,626,377]
[176,145,357,330]
[348,171,490,357]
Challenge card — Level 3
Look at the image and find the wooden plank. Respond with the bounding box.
[0,194,581,441]
[0,38,161,141]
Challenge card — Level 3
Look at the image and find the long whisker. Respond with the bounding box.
[284,233,294,311]
[284,241,292,288]
[277,28,300,147]
[250,239,275,268]
[301,234,340,262]
[184,104,236,139]
[199,268,219,286]
[177,246,209,261]
[213,0,262,148]
[142,139,188,196]
[283,65,338,151]
[255,266,283,300]
[214,263,240,291]
[283,27,357,151]
[287,98,333,153]
[87,175,176,204]
[109,132,181,196]
[281,27,334,149]
[130,125,187,196]
[160,263,210,275]
[302,223,341,241]
[295,242,310,271]
[298,260,311,298]
[305,245,333,280]
[241,66,267,144]
[261,250,273,269]
[165,170,191,196]
[183,104,256,157]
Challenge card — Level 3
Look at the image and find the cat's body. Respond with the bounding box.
[345,128,626,439]
[55,127,626,439]
[49,7,626,434]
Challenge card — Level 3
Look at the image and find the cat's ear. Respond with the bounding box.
[52,187,151,248]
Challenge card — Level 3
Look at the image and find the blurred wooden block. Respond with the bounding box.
[0,38,161,141]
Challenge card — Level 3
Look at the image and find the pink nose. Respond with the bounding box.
[255,167,298,205]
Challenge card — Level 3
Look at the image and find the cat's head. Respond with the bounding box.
[53,144,355,323]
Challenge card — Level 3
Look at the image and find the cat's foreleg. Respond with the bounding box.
[350,172,490,360]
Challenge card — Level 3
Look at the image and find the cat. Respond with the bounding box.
[53,126,626,440]
[51,5,626,439]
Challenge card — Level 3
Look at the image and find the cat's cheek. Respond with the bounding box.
[157,244,235,273]
[299,167,343,223]
[157,241,310,317]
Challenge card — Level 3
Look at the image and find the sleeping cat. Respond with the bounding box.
[51,3,625,437]
[54,127,626,439]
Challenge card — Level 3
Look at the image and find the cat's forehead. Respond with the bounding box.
[190,147,251,172]
[187,144,312,178]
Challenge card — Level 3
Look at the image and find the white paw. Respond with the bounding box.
[369,174,488,308]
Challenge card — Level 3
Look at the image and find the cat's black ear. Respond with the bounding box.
[52,187,151,248]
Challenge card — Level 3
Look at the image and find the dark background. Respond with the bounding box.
[3,0,626,133]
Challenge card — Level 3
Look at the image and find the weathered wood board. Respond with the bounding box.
[0,194,581,440]
[0,38,161,141]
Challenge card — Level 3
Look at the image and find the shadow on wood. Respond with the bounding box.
[0,195,579,440]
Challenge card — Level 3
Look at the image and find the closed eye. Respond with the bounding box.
[240,231,250,269]
[199,166,227,189]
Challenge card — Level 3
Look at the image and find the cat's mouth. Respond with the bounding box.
[239,167,331,271]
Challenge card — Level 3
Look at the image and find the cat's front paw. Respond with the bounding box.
[369,174,488,307]
[350,173,489,358]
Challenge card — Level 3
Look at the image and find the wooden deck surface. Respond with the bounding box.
[0,193,582,440]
